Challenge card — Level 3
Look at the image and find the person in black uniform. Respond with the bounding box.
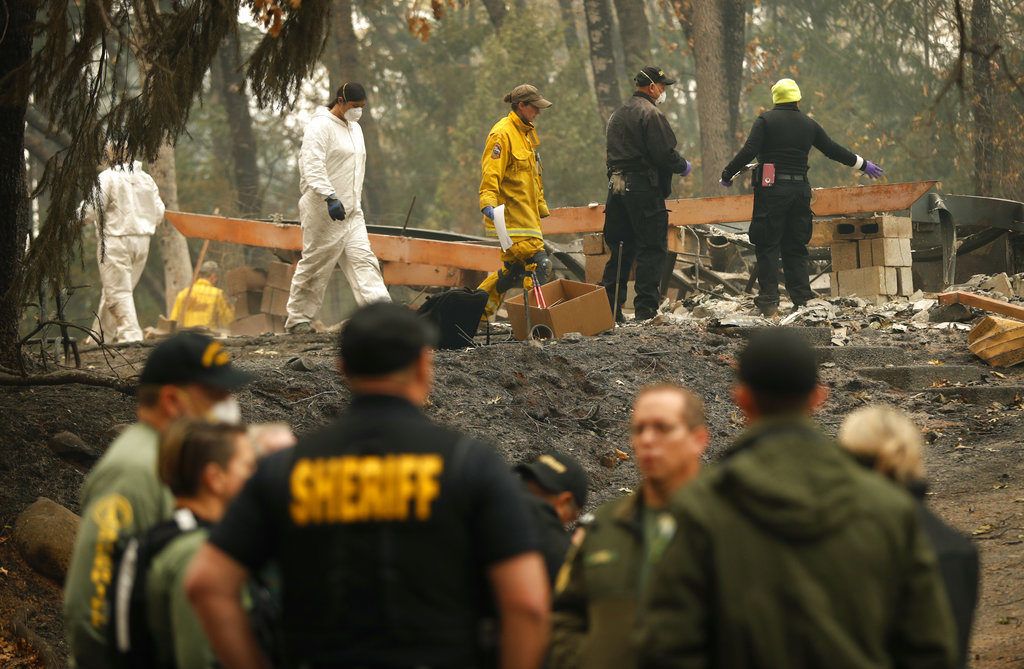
[185,303,550,669]
[515,450,589,584]
[602,66,692,322]
[721,78,885,317]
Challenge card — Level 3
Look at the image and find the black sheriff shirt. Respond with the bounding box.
[209,394,540,668]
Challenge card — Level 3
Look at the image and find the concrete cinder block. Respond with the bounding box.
[830,241,859,271]
[857,239,874,268]
[582,233,607,256]
[870,237,913,267]
[896,267,914,296]
[833,214,913,241]
[835,266,897,298]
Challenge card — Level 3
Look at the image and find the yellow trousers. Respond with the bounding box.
[478,237,546,319]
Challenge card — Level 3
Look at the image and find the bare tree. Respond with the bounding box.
[584,0,622,121]
[970,0,996,196]
[213,29,263,217]
[690,0,733,194]
[480,0,508,30]
[612,0,651,78]
[149,145,194,314]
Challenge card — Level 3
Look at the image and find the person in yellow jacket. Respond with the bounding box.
[478,84,553,319]
[170,261,234,331]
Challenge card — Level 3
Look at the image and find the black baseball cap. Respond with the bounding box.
[516,450,589,508]
[139,332,254,390]
[636,66,676,86]
[737,329,819,396]
[339,302,439,377]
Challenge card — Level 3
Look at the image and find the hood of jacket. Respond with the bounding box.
[715,416,858,540]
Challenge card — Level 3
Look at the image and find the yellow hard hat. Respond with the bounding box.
[771,78,801,105]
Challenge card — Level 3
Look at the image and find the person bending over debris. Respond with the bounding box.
[721,78,884,317]
[602,67,692,323]
[638,329,957,669]
[63,333,253,668]
[285,82,391,335]
[186,303,549,669]
[515,449,589,584]
[81,146,166,344]
[477,84,553,321]
[550,384,708,669]
[170,261,234,331]
[840,405,979,669]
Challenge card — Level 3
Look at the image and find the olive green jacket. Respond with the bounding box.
[638,416,958,669]
[551,491,675,669]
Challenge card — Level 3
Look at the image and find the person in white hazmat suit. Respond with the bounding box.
[81,149,165,343]
[286,82,391,334]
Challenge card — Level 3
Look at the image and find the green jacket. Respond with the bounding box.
[63,422,175,667]
[147,528,216,669]
[638,416,958,669]
[551,491,676,669]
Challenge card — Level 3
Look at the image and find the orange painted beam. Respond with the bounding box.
[541,181,938,234]
[164,210,501,272]
[382,262,465,287]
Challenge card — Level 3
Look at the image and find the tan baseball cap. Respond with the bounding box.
[504,84,552,109]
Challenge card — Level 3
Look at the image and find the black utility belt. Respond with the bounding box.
[775,173,808,182]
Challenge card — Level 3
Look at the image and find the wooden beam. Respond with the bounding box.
[541,181,938,235]
[381,262,464,287]
[938,291,1024,321]
[164,211,501,272]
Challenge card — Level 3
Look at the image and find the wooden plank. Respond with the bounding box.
[165,210,501,272]
[541,181,938,235]
[381,262,464,287]
[939,291,1024,321]
[968,316,1024,367]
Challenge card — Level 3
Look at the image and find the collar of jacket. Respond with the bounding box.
[609,489,645,537]
[632,91,657,105]
[849,453,930,499]
[194,278,212,287]
[773,101,800,111]
[506,111,539,144]
[725,414,822,460]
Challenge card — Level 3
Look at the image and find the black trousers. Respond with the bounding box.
[600,189,668,320]
[749,181,815,309]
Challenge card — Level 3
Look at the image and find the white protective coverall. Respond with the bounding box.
[82,161,165,343]
[286,106,390,329]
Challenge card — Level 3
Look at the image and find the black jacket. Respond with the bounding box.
[722,102,860,181]
[606,93,689,189]
[523,490,571,585]
[910,482,980,669]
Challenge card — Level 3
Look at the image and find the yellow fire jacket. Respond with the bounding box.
[478,111,550,241]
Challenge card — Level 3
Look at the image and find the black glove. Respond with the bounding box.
[326,196,347,221]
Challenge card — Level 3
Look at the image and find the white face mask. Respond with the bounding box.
[207,396,242,425]
[656,89,668,105]
[345,107,363,123]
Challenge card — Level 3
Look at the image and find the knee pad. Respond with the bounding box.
[495,263,525,293]
[528,251,552,285]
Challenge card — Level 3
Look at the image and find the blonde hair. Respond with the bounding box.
[838,405,925,484]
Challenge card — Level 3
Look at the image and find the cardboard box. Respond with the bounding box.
[505,279,614,341]
[830,241,859,271]
[225,266,266,295]
[835,266,898,298]
[232,291,263,319]
[582,233,607,256]
[265,261,295,290]
[869,237,913,267]
[260,287,290,317]
[231,313,284,336]
[833,215,912,241]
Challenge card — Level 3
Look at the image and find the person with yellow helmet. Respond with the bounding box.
[721,78,884,317]
[477,84,553,320]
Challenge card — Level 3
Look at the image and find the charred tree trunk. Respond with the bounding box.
[722,0,748,144]
[583,0,622,121]
[691,0,734,195]
[329,0,387,219]
[970,0,996,196]
[149,143,193,314]
[612,0,650,78]
[557,0,582,54]
[480,0,507,30]
[213,30,261,216]
[0,1,35,366]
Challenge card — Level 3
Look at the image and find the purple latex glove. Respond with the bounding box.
[681,160,692,177]
[719,178,733,188]
[863,160,884,179]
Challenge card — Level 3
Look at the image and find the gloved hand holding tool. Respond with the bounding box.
[482,206,495,221]
[862,160,884,179]
[326,195,347,221]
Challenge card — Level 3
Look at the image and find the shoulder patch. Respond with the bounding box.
[491,143,502,159]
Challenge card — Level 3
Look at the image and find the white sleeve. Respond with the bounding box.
[80,172,110,223]
[146,173,166,221]
[300,119,335,200]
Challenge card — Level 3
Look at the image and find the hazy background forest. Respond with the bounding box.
[21,0,1024,331]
